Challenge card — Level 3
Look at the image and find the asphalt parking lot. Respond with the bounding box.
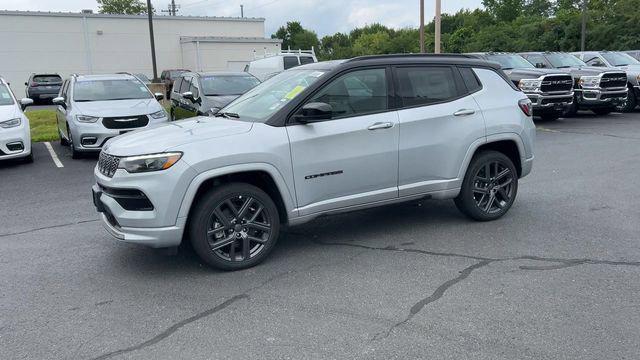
[1,112,640,360]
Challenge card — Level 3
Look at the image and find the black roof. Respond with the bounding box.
[299,54,501,72]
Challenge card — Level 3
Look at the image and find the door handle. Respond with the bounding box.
[453,109,476,116]
[367,122,394,130]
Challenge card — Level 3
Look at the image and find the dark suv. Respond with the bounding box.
[160,69,189,96]
[170,72,260,120]
[520,52,627,116]
[469,53,574,121]
[25,73,62,104]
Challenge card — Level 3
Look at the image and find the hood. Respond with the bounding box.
[506,67,571,79]
[0,104,19,121]
[74,98,162,117]
[103,117,253,156]
[616,64,640,75]
[559,66,618,76]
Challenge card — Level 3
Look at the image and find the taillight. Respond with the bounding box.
[518,99,532,117]
[30,82,39,87]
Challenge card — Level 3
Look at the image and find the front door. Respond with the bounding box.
[286,67,399,216]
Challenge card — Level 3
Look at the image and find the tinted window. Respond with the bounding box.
[73,79,152,102]
[309,68,387,118]
[33,75,62,84]
[172,78,183,93]
[459,67,482,93]
[0,84,15,106]
[546,53,586,67]
[179,77,191,93]
[525,54,548,68]
[299,56,315,65]
[201,75,260,96]
[485,54,534,69]
[283,56,299,70]
[190,80,199,98]
[397,66,460,107]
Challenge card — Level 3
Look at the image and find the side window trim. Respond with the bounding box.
[456,66,483,94]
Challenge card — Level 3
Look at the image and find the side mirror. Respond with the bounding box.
[296,102,333,123]
[20,98,34,110]
[535,62,546,69]
[182,91,196,102]
[52,96,66,109]
[154,92,164,101]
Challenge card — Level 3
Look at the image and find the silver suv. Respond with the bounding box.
[93,55,536,270]
[54,73,168,158]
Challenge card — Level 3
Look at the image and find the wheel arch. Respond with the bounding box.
[460,134,525,180]
[178,163,296,226]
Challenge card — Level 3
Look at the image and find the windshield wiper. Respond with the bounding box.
[214,112,240,119]
[556,65,573,68]
[501,67,514,70]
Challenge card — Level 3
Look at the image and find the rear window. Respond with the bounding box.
[396,66,461,107]
[0,84,15,105]
[283,56,299,70]
[170,70,187,79]
[201,76,260,96]
[299,56,315,65]
[33,75,62,84]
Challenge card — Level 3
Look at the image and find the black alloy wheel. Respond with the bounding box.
[455,151,518,221]
[190,183,280,270]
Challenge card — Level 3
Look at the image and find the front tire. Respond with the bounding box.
[617,87,637,113]
[67,127,81,159]
[189,183,280,271]
[455,151,518,221]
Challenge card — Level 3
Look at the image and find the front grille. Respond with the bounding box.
[541,96,573,105]
[98,151,120,178]
[600,93,626,100]
[540,75,573,93]
[600,72,627,89]
[102,115,149,130]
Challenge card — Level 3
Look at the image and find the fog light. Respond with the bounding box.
[6,142,24,152]
[81,137,97,146]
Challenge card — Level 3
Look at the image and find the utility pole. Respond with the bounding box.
[240,4,244,18]
[146,0,159,82]
[162,0,180,16]
[419,0,425,53]
[580,0,587,51]
[434,0,441,53]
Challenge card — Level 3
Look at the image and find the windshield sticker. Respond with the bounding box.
[284,85,305,100]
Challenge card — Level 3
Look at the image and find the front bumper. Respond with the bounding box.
[92,159,197,248]
[527,91,574,114]
[0,125,31,160]
[577,87,627,107]
[71,116,168,152]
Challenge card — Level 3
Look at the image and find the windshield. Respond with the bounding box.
[73,79,153,102]
[546,53,586,68]
[0,84,15,106]
[201,75,260,96]
[601,52,640,66]
[221,69,327,122]
[134,74,151,83]
[486,54,534,69]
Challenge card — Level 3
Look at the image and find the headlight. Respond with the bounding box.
[518,79,542,92]
[206,107,221,116]
[579,76,600,89]
[150,110,168,119]
[0,118,21,128]
[118,152,182,173]
[76,115,100,123]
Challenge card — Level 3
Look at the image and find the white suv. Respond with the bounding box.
[0,77,33,162]
[94,55,536,270]
[54,73,168,158]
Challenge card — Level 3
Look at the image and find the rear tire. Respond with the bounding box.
[455,151,518,221]
[592,107,614,116]
[189,183,280,271]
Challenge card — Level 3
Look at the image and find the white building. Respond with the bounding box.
[0,10,281,95]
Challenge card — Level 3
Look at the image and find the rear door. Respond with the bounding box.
[394,65,486,196]
[56,80,70,138]
[287,67,400,215]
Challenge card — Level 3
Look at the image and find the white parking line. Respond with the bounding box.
[44,142,64,168]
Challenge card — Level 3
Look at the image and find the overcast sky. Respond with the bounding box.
[2,0,483,36]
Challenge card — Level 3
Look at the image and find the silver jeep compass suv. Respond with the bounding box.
[93,55,536,270]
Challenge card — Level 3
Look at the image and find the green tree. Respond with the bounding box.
[271,21,319,50]
[482,0,524,22]
[96,0,148,15]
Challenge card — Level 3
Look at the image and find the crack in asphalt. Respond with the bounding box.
[89,269,306,360]
[0,218,99,238]
[308,238,640,340]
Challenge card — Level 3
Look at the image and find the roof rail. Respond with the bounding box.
[252,46,316,60]
[345,53,476,63]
